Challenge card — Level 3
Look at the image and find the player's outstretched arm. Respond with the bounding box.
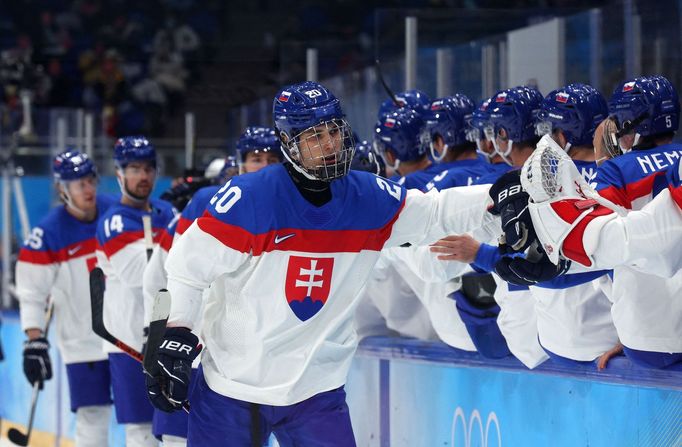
[386,184,497,248]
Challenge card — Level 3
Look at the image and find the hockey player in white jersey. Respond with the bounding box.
[95,137,177,446]
[143,129,281,447]
[146,81,496,446]
[16,151,116,446]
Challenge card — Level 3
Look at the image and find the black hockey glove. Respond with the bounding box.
[488,170,535,253]
[23,337,52,389]
[146,327,201,412]
[495,252,570,286]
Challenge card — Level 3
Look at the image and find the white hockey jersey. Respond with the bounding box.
[96,199,176,354]
[165,164,494,405]
[16,195,116,364]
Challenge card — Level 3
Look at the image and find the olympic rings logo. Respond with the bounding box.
[451,407,502,447]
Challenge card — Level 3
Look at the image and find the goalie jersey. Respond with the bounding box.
[16,195,117,364]
[165,163,494,405]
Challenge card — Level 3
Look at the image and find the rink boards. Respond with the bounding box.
[2,312,682,446]
[347,337,682,447]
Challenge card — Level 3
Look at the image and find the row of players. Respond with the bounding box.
[13,74,682,446]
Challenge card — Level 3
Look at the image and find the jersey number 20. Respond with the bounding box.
[211,181,242,213]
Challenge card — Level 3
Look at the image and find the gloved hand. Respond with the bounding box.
[146,327,201,412]
[488,170,535,253]
[23,337,52,388]
[495,251,570,286]
[160,177,213,212]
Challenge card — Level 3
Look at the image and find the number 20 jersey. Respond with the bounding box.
[165,163,494,405]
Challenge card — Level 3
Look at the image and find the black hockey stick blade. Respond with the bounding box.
[7,381,40,445]
[89,267,143,361]
[143,289,171,376]
[374,59,401,107]
[8,427,29,446]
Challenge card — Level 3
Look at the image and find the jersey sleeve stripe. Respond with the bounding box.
[98,230,164,257]
[175,216,193,236]
[196,202,405,255]
[17,238,98,264]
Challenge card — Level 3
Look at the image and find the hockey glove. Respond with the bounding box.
[488,170,535,253]
[146,327,201,412]
[23,337,52,389]
[495,252,570,286]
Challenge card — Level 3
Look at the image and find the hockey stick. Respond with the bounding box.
[89,267,144,362]
[142,215,154,261]
[141,290,190,413]
[374,59,402,107]
[7,299,55,446]
[89,269,190,413]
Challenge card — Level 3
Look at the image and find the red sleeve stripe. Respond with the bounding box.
[158,229,174,252]
[598,172,664,210]
[18,238,98,265]
[99,229,165,257]
[197,201,405,256]
[175,216,193,236]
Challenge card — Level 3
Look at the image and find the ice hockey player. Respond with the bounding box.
[148,81,496,445]
[16,150,116,446]
[95,136,177,446]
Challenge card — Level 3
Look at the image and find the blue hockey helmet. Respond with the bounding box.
[235,126,282,162]
[536,83,608,149]
[485,88,540,162]
[378,89,432,120]
[53,150,97,182]
[113,136,156,169]
[425,94,475,161]
[608,75,680,140]
[273,81,355,181]
[351,139,386,177]
[466,97,493,146]
[374,107,429,169]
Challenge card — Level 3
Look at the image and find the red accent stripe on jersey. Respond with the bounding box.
[98,229,164,257]
[175,216,193,236]
[555,201,614,267]
[197,201,406,255]
[158,228,174,252]
[18,238,98,265]
[598,171,665,210]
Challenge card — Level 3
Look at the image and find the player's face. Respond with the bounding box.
[65,175,97,212]
[297,121,344,170]
[243,151,280,173]
[121,161,156,200]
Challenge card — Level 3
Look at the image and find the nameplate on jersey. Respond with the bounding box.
[285,256,334,322]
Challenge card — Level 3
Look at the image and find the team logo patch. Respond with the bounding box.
[285,256,334,321]
[622,81,636,92]
[279,91,292,102]
[480,99,490,111]
[384,117,396,128]
[495,92,507,102]
[555,92,570,103]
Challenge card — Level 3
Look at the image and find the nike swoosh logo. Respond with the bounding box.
[67,245,81,256]
[274,233,295,244]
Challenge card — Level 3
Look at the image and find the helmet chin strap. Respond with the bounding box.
[116,170,151,204]
[281,147,321,182]
[429,142,448,162]
[59,183,88,218]
[491,138,514,166]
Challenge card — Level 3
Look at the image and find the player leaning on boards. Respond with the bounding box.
[16,151,117,446]
[145,81,496,446]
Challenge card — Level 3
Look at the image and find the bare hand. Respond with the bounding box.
[429,234,481,263]
[597,342,623,370]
